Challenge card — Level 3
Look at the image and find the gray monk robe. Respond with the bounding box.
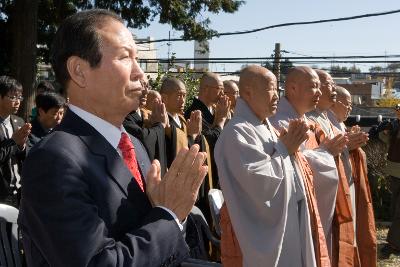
[270,97,339,258]
[215,98,316,267]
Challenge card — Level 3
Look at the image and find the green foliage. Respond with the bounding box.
[0,0,244,75]
[149,65,200,110]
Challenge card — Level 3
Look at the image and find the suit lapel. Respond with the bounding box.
[59,111,139,198]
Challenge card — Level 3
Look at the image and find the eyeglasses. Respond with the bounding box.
[336,100,352,109]
[5,95,23,102]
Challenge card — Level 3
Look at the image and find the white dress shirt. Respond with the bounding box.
[68,104,182,229]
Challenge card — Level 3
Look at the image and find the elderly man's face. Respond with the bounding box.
[224,82,239,108]
[247,72,278,120]
[294,72,321,114]
[318,72,337,110]
[335,95,352,122]
[207,78,224,105]
[165,86,187,115]
[83,20,144,118]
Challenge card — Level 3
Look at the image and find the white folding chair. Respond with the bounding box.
[207,189,224,237]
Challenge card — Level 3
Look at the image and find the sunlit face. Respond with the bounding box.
[0,91,23,116]
[247,72,279,120]
[334,95,352,122]
[207,78,225,105]
[164,83,187,115]
[295,72,321,114]
[39,107,65,129]
[83,19,145,119]
[318,72,337,110]
[224,82,239,108]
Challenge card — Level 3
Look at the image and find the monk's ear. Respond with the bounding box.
[66,56,90,88]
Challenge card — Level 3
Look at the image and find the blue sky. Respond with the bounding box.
[135,1,400,72]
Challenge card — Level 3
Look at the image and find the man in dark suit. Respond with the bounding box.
[0,76,31,206]
[184,72,230,189]
[18,9,207,267]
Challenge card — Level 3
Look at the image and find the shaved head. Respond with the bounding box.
[314,69,336,111]
[199,72,222,92]
[160,77,187,115]
[335,85,351,102]
[198,72,224,107]
[144,90,161,111]
[223,80,239,109]
[160,77,185,95]
[330,85,352,122]
[285,66,321,116]
[239,65,278,120]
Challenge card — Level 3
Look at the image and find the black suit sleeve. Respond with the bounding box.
[20,147,189,267]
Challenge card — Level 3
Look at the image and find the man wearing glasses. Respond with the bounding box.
[0,76,31,206]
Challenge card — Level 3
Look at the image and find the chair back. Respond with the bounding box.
[207,189,224,237]
[0,204,21,267]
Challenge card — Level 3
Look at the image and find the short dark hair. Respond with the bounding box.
[35,92,66,113]
[36,81,55,93]
[0,75,23,98]
[50,9,123,87]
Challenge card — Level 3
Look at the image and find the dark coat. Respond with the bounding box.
[185,98,221,189]
[26,117,50,154]
[18,110,189,267]
[123,110,168,176]
[0,114,25,203]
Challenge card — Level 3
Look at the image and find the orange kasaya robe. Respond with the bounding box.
[314,125,356,267]
[295,122,331,267]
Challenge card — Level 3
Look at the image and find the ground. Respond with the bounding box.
[377,224,400,267]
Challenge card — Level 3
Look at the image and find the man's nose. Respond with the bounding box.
[131,60,145,81]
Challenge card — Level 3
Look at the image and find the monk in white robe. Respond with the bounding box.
[328,86,377,267]
[215,65,315,267]
[270,67,347,265]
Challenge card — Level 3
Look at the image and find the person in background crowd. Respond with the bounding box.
[161,77,214,225]
[379,103,400,258]
[27,91,66,153]
[145,90,162,113]
[223,80,239,118]
[123,80,169,175]
[185,72,230,189]
[0,76,31,206]
[30,80,56,120]
[18,9,207,266]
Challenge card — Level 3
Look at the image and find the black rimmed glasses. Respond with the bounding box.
[5,95,23,102]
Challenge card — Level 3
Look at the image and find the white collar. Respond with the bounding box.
[68,104,125,150]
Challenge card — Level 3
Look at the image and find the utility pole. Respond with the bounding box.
[272,43,281,88]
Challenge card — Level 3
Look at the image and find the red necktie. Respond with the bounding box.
[118,132,144,192]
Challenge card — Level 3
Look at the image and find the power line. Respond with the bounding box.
[138,54,400,61]
[137,9,400,44]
